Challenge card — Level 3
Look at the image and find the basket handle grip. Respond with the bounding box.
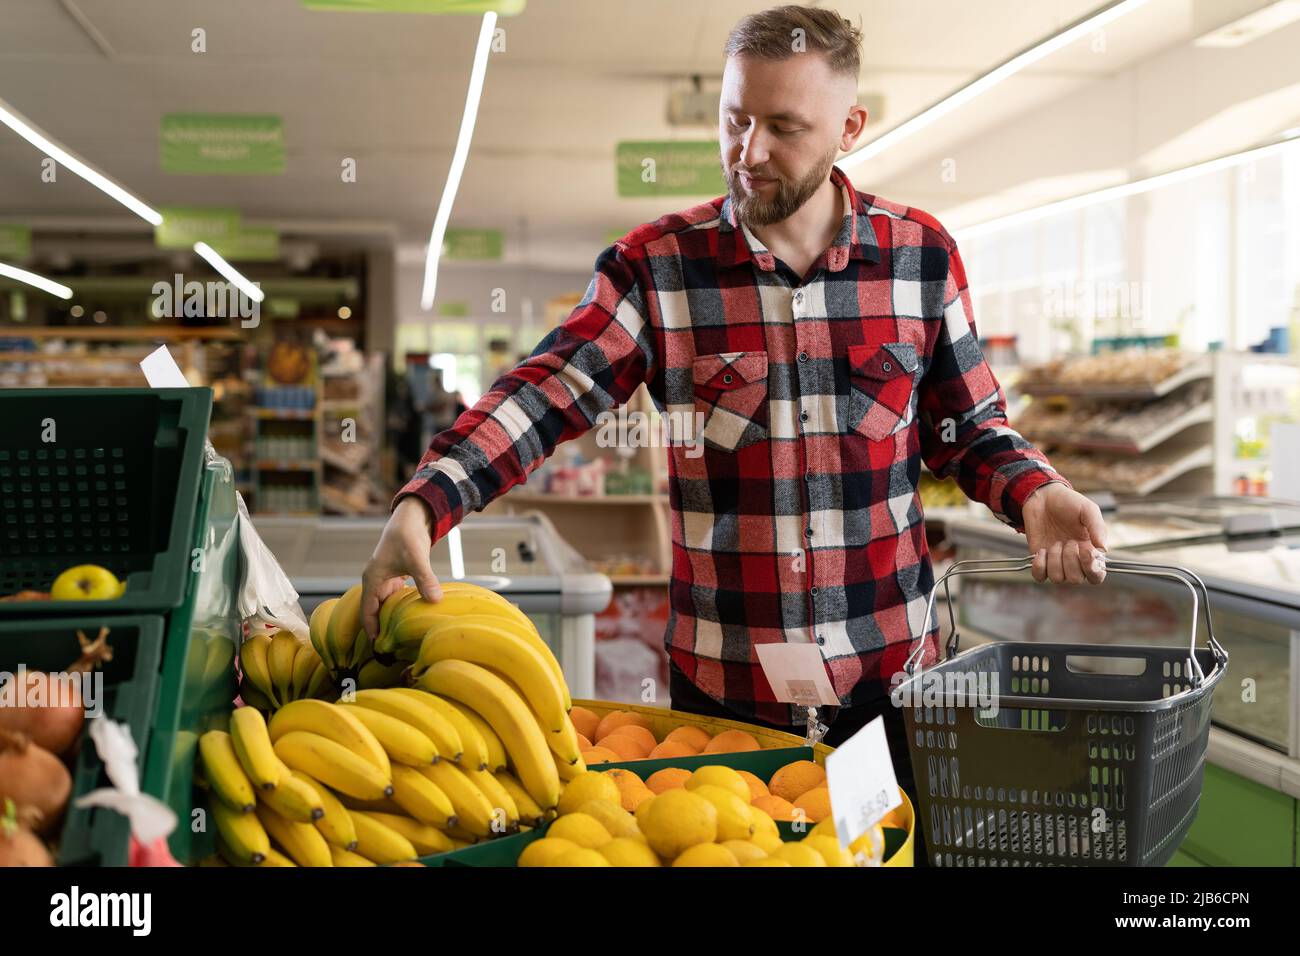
[905,556,1225,686]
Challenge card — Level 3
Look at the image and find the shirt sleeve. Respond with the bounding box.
[916,233,1071,533]
[393,244,655,540]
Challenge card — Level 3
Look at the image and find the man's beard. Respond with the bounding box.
[724,145,839,228]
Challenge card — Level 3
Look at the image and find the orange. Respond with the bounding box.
[598,734,648,760]
[576,733,593,750]
[621,785,654,812]
[602,767,645,792]
[645,767,691,794]
[793,787,832,823]
[581,746,621,765]
[601,723,656,754]
[647,741,696,760]
[663,725,711,753]
[880,803,908,830]
[768,760,826,802]
[594,710,654,742]
[737,770,769,802]
[568,706,600,742]
[752,795,797,821]
[703,730,761,754]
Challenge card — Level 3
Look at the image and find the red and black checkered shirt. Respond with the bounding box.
[398,164,1069,727]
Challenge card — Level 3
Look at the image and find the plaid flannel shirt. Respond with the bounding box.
[398,164,1069,727]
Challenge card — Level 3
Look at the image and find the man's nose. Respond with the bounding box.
[740,128,770,167]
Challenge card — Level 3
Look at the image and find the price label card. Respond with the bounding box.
[139,345,190,388]
[755,642,839,707]
[825,716,902,848]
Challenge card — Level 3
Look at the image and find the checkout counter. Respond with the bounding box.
[926,495,1300,867]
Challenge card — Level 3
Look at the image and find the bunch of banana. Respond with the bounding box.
[372,581,543,666]
[240,629,333,712]
[308,585,375,682]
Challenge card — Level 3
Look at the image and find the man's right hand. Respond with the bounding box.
[361,495,443,641]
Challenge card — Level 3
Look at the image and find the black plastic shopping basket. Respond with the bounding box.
[896,557,1228,867]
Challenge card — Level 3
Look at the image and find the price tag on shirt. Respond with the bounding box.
[825,716,902,848]
[755,642,839,707]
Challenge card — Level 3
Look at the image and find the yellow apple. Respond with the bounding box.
[50,564,125,601]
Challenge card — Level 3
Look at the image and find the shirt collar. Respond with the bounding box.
[717,163,881,272]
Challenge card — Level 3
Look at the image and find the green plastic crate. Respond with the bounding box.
[0,387,213,616]
[0,614,164,866]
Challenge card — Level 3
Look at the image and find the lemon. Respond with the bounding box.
[748,804,780,842]
[751,831,783,854]
[557,771,623,816]
[689,784,756,841]
[771,842,827,867]
[518,837,580,868]
[808,818,836,840]
[577,799,641,841]
[598,838,662,867]
[685,765,751,803]
[638,789,717,859]
[634,794,655,828]
[547,812,612,849]
[802,835,855,867]
[720,839,768,864]
[742,858,792,867]
[849,824,887,865]
[673,843,738,867]
[547,848,611,867]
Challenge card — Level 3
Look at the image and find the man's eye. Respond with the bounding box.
[727,118,748,130]
[775,127,800,135]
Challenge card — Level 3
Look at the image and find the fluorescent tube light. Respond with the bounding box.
[840,0,1148,169]
[1194,0,1300,47]
[0,262,73,299]
[193,242,266,303]
[420,12,498,310]
[0,95,163,226]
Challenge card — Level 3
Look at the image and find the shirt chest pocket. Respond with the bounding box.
[845,342,919,441]
[692,351,769,451]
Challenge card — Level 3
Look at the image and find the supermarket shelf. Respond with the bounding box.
[254,407,317,420]
[609,574,671,587]
[321,445,366,475]
[254,460,320,471]
[1019,358,1210,400]
[504,491,668,505]
[1025,402,1212,455]
[0,325,242,341]
[320,398,362,410]
[1073,445,1214,496]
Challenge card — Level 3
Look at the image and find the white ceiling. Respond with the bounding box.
[0,0,1294,274]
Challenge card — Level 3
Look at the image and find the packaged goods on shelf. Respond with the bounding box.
[1020,347,1199,389]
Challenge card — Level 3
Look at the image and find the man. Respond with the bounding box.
[362,4,1107,839]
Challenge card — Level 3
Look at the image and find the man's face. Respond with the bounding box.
[719,52,858,227]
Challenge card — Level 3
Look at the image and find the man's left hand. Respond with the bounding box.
[1022,482,1108,585]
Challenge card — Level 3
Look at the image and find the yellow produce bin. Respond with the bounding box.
[572,698,915,867]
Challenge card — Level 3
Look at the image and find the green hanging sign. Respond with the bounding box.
[0,224,31,260]
[302,0,525,13]
[437,300,470,317]
[162,114,286,174]
[443,228,503,260]
[208,227,281,262]
[616,141,724,197]
[155,207,241,249]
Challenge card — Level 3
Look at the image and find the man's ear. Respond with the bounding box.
[841,103,869,152]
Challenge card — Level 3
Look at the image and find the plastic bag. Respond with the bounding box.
[234,491,310,639]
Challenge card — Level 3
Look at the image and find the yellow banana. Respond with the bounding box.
[291,643,323,701]
[438,605,571,712]
[259,847,297,867]
[415,660,560,810]
[348,625,374,672]
[349,689,462,762]
[465,767,519,831]
[198,730,256,813]
[353,811,454,856]
[412,616,567,732]
[305,660,335,700]
[239,676,275,713]
[230,706,282,790]
[267,699,391,775]
[339,703,438,766]
[268,631,302,705]
[387,689,489,770]
[349,810,418,864]
[309,597,340,671]
[374,606,454,658]
[548,713,583,766]
[495,770,546,827]
[257,767,324,822]
[329,844,376,866]
[293,771,357,850]
[256,802,333,867]
[444,699,507,772]
[443,824,480,845]
[377,585,420,642]
[273,731,392,801]
[555,751,586,782]
[239,634,277,708]
[326,584,364,674]
[334,792,406,815]
[212,798,269,864]
[420,761,497,838]
[388,764,456,828]
[358,658,406,690]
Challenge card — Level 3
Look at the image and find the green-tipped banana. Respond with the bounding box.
[326,584,364,676]
[309,598,340,672]
[357,658,407,690]
[291,643,323,701]
[239,634,277,708]
[268,631,302,705]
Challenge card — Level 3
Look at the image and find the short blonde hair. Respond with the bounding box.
[724,5,862,78]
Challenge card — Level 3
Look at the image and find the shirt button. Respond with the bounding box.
[722,373,734,384]
[799,411,809,422]
[797,351,809,363]
[882,361,892,373]
[805,527,813,537]
[817,636,826,646]
[794,291,803,303]
[810,586,819,595]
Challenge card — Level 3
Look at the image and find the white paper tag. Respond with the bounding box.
[755,642,839,706]
[825,715,903,848]
[139,345,191,388]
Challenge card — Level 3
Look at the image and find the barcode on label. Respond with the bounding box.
[786,680,819,705]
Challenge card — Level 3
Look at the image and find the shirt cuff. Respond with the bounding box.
[997,468,1072,534]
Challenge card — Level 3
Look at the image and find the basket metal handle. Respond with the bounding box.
[904,555,1226,686]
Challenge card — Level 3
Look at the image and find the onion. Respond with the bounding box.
[0,801,53,867]
[0,627,112,756]
[0,731,71,835]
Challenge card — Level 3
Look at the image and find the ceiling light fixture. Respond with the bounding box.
[420,12,498,310]
[194,242,266,303]
[0,261,73,299]
[1194,0,1300,47]
[0,95,163,225]
[840,0,1149,169]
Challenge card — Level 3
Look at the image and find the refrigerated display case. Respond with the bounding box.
[251,513,613,698]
